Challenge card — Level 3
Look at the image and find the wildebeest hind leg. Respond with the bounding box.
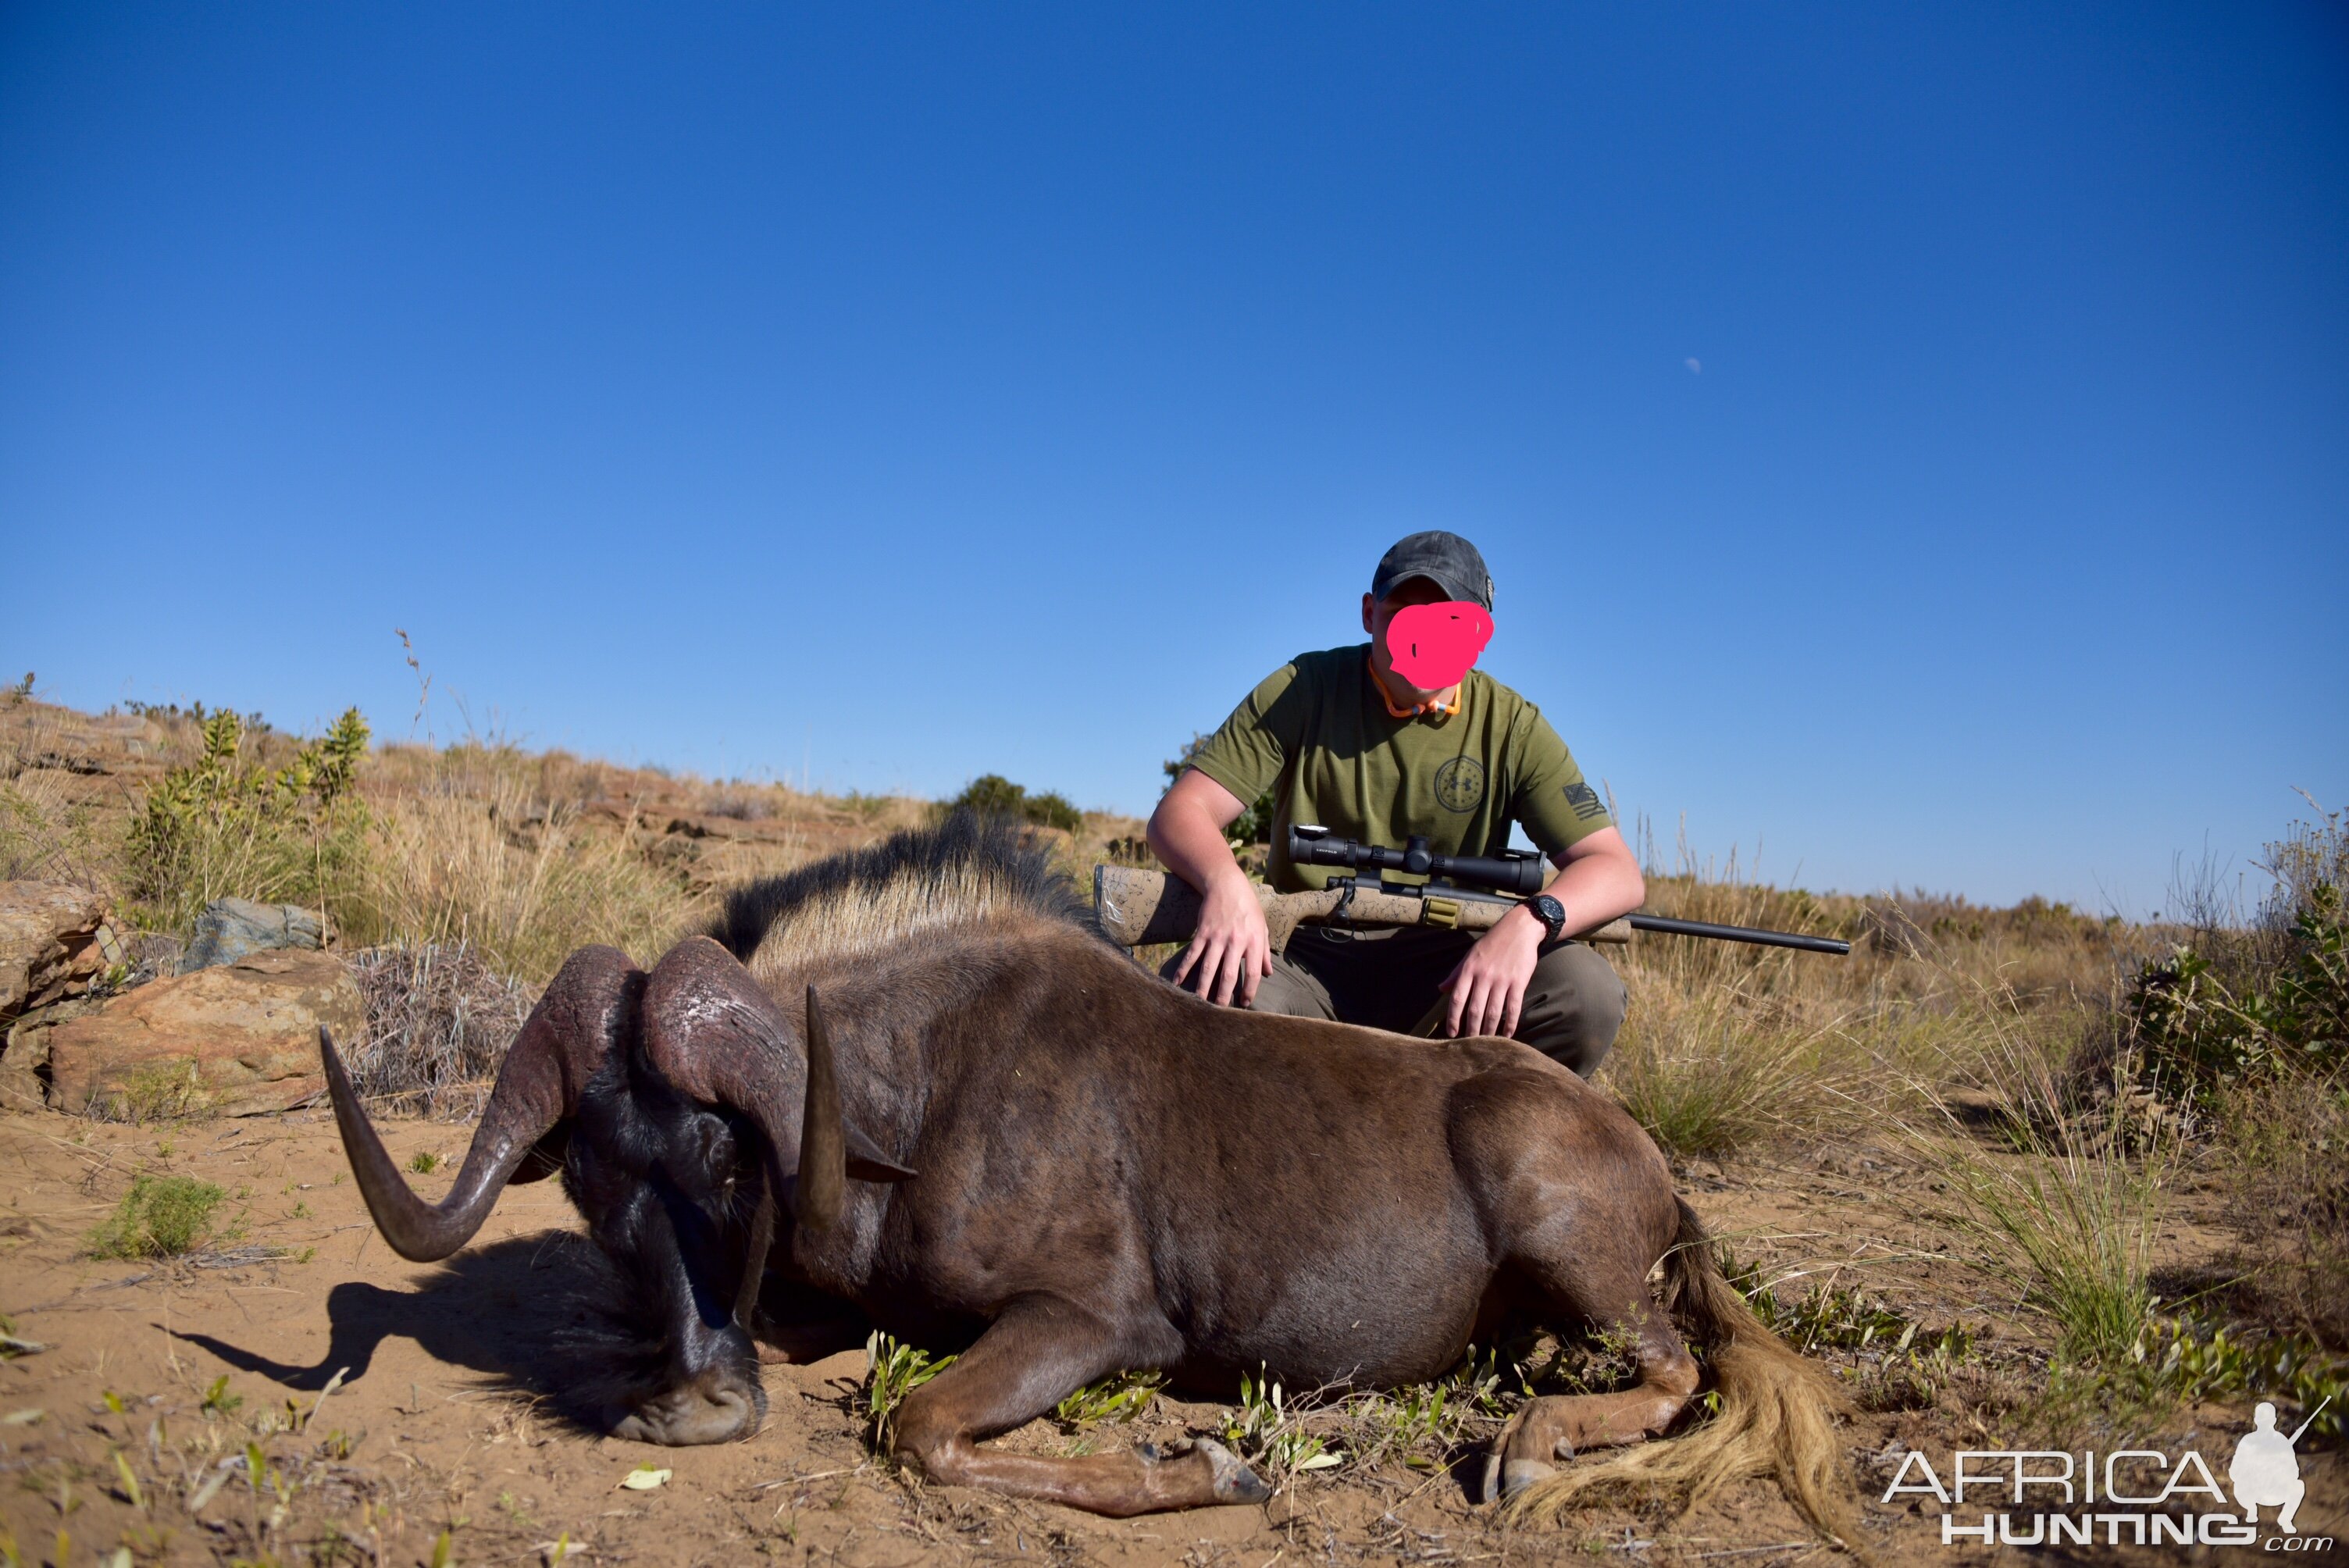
[890,1297,1269,1516]
[1485,1304,1699,1502]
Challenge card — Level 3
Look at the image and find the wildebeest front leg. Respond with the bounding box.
[891,1298,1269,1516]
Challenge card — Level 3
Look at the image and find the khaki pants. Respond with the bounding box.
[1163,925,1629,1078]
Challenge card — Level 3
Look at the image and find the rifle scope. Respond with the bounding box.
[1288,825,1547,896]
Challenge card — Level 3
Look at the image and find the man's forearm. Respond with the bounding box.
[1542,843,1645,936]
[1147,795,1249,897]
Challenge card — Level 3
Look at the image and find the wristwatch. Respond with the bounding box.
[1523,893,1568,944]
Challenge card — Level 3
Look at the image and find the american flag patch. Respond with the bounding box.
[1562,781,1606,821]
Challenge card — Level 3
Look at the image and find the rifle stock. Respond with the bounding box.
[1091,864,1631,953]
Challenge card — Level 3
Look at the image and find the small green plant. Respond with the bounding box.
[939,774,1083,834]
[1053,1369,1164,1427]
[862,1332,955,1448]
[87,1175,226,1260]
[201,1376,243,1419]
[2131,801,2349,1093]
[1723,1253,1975,1359]
[840,790,897,822]
[408,1150,442,1175]
[1221,1367,1342,1477]
[2134,1315,2349,1446]
[1346,1382,1459,1466]
[86,1060,209,1124]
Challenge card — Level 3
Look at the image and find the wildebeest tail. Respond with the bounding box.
[1509,1198,1863,1556]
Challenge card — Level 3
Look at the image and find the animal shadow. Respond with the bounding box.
[168,1231,651,1431]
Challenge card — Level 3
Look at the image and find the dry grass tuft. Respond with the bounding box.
[352,775,690,982]
[1898,1001,2179,1369]
[346,942,537,1117]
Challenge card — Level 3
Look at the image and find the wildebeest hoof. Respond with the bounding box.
[1485,1455,1559,1502]
[609,1377,764,1445]
[1192,1437,1271,1504]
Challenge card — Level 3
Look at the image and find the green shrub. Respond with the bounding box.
[2132,884,2348,1088]
[87,1175,226,1259]
[940,773,1082,834]
[2130,801,2348,1092]
[123,707,374,935]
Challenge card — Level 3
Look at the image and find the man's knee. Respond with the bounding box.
[1247,959,1334,1020]
[1515,943,1628,1078]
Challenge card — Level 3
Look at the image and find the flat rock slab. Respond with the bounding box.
[45,948,362,1115]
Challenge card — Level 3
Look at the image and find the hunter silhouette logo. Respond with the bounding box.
[2232,1397,2326,1534]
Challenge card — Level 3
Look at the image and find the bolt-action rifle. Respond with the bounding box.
[1093,825,1852,957]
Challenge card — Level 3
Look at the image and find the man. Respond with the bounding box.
[1148,531,1645,1077]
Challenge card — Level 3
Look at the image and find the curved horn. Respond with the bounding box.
[323,944,638,1262]
[793,985,845,1232]
[636,941,914,1220]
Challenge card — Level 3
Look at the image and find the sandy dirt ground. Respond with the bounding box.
[0,1107,2340,1566]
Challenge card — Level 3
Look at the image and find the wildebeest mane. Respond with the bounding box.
[709,808,1102,980]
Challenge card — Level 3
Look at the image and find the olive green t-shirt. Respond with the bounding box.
[1186,645,1615,893]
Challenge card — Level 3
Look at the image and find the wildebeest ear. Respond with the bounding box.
[845,1124,917,1183]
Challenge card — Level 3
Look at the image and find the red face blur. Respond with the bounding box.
[1362,578,1492,700]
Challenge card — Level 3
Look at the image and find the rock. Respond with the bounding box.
[0,881,113,1023]
[45,949,362,1116]
[0,998,104,1112]
[181,898,324,972]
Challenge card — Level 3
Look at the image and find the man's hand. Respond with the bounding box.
[1437,905,1545,1038]
[1170,869,1272,1007]
[1149,768,1272,1007]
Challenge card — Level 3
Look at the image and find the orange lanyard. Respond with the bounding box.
[1367,656,1460,719]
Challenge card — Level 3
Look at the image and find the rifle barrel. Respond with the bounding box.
[1626,914,1851,956]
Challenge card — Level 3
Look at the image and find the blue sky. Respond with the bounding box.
[4,4,2344,911]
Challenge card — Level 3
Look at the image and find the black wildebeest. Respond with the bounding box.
[323,814,1851,1534]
